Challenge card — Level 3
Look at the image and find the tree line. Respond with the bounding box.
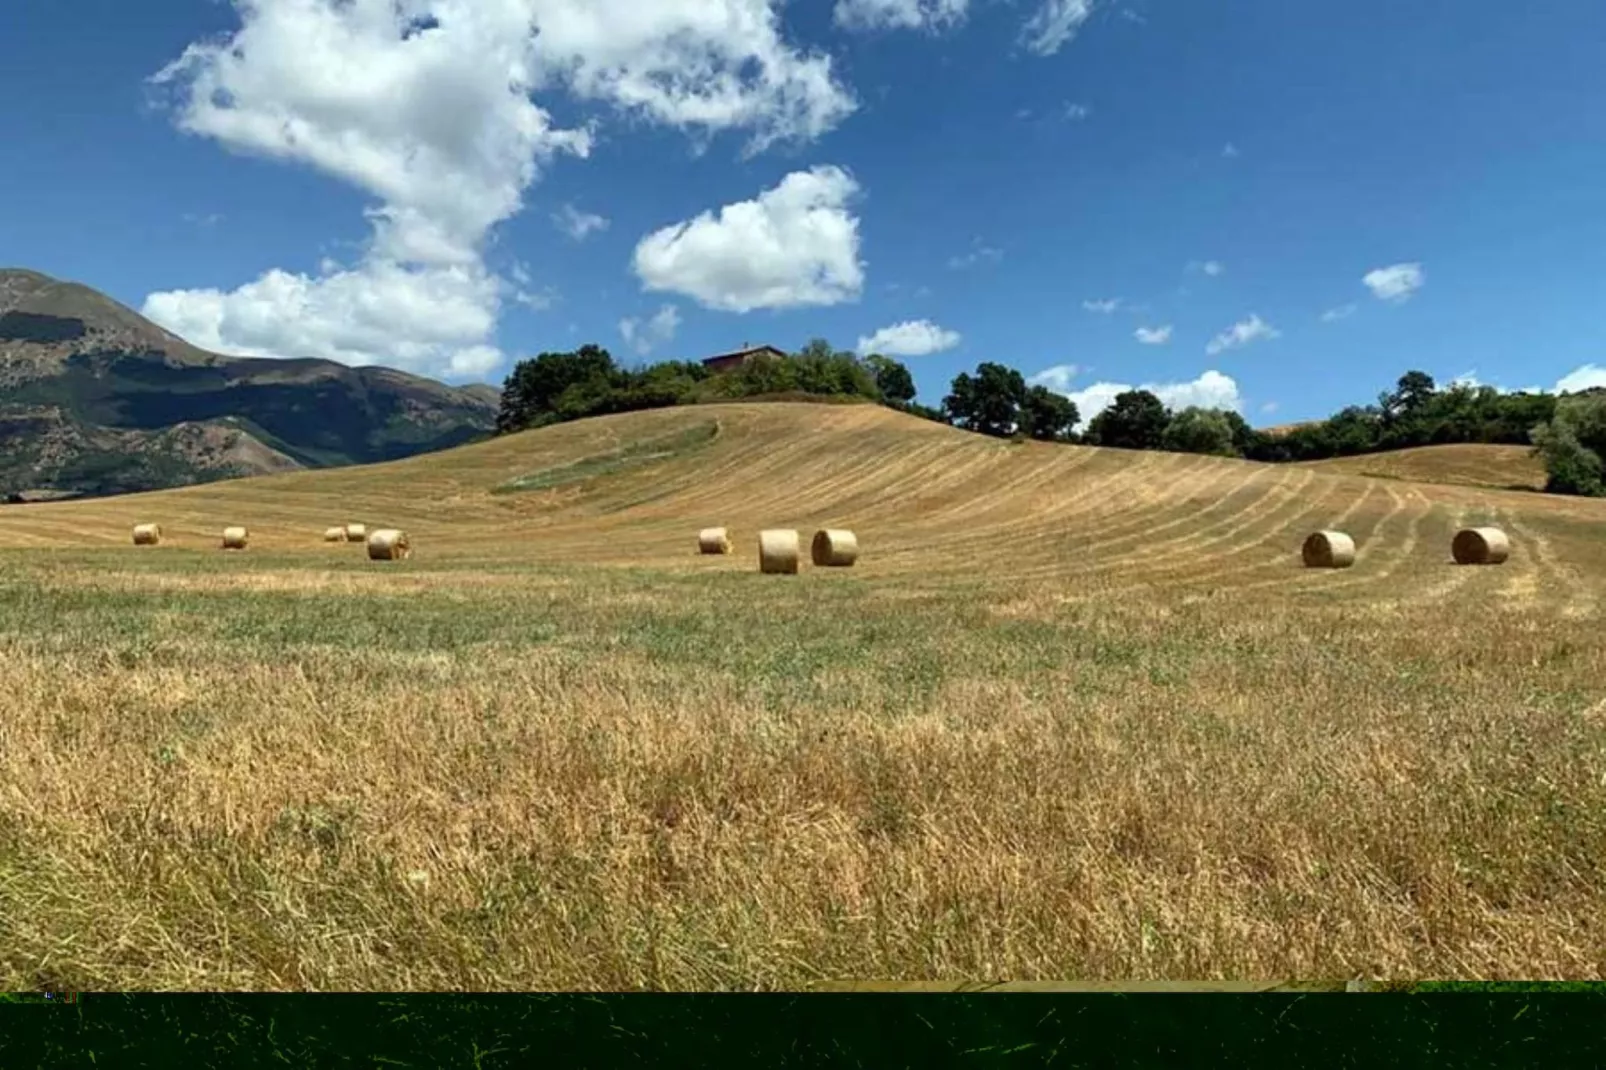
[494,342,1605,497]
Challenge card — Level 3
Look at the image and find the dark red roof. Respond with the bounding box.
[701,344,787,365]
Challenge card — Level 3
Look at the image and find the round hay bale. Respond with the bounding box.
[367,528,411,561]
[323,526,347,543]
[344,523,368,543]
[758,529,800,575]
[132,523,162,547]
[1452,526,1510,566]
[698,527,732,555]
[811,528,860,568]
[1301,530,1355,569]
[221,526,249,550]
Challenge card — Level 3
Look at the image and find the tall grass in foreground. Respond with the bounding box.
[1,556,1604,989]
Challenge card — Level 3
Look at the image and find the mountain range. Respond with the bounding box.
[0,268,499,499]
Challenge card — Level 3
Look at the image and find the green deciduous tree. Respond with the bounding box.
[1161,407,1239,456]
[1019,385,1079,442]
[1532,393,1606,496]
[863,354,917,405]
[943,362,1028,438]
[1084,390,1170,450]
[1380,370,1437,422]
[496,344,618,433]
[1220,409,1262,456]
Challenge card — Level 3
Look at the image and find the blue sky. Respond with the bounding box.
[3,0,1605,424]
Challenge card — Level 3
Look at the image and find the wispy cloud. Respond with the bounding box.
[1221,142,1240,158]
[1134,325,1173,345]
[1205,313,1279,356]
[1028,363,1081,392]
[553,204,610,242]
[833,0,970,33]
[1082,297,1122,314]
[1063,102,1092,120]
[514,287,557,310]
[618,304,680,354]
[947,240,1003,270]
[1021,0,1095,57]
[507,261,558,310]
[1320,304,1358,323]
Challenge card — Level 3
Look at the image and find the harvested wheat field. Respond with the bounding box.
[1303,443,1547,492]
[1,402,1605,991]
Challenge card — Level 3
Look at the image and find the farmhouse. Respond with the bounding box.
[700,343,788,374]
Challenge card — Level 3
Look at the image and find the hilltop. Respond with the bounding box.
[0,268,498,499]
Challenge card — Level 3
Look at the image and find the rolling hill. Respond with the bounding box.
[2,402,1596,598]
[1302,442,1548,492]
[0,267,498,499]
[1,402,1604,989]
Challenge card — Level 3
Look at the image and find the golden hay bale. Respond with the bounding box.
[1301,530,1355,569]
[131,523,162,546]
[1452,526,1510,565]
[344,523,368,543]
[698,527,732,555]
[758,529,800,575]
[367,528,411,561]
[221,526,249,550]
[811,528,860,568]
[323,526,347,543]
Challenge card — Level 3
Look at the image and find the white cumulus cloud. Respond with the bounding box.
[1029,366,1243,429]
[1022,0,1095,56]
[144,260,503,377]
[834,0,967,31]
[857,319,960,356]
[1145,371,1243,413]
[619,304,681,355]
[1134,325,1172,345]
[632,165,865,313]
[143,0,856,378]
[1556,364,1606,394]
[1204,313,1280,356]
[1362,262,1425,303]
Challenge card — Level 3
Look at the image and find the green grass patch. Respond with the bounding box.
[491,422,719,495]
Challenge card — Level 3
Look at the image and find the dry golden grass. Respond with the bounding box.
[1303,443,1547,492]
[1,402,1604,990]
